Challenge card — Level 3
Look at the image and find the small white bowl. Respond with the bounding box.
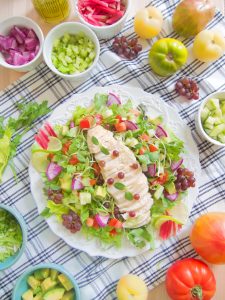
[0,16,44,72]
[43,22,100,81]
[195,91,225,147]
[75,0,131,39]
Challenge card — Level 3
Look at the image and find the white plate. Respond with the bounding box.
[29,85,201,259]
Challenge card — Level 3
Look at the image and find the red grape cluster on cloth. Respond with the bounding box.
[112,36,142,60]
[175,168,196,191]
[175,78,199,100]
[62,211,82,233]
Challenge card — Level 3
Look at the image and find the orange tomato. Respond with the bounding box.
[86,218,94,227]
[89,179,96,186]
[92,162,101,176]
[139,146,147,155]
[62,141,72,155]
[109,229,117,236]
[140,133,150,142]
[190,212,225,264]
[69,154,79,165]
[115,122,127,132]
[108,218,122,229]
[115,115,123,123]
[149,144,158,152]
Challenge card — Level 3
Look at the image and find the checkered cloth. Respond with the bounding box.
[1,0,225,299]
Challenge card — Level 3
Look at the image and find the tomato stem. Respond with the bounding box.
[191,285,203,300]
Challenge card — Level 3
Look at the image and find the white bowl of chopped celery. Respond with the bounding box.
[196,91,225,146]
[43,22,100,80]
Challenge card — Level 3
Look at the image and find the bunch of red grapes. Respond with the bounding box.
[175,78,199,100]
[112,36,142,60]
[175,168,196,191]
[62,211,82,233]
[47,189,63,204]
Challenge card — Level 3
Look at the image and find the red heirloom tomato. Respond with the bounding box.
[166,258,216,300]
[190,212,225,264]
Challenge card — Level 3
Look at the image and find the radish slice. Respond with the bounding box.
[44,123,57,137]
[39,129,50,144]
[125,120,138,131]
[164,191,179,201]
[147,164,156,177]
[46,162,62,181]
[107,92,121,106]
[155,125,168,138]
[35,135,48,149]
[159,220,174,240]
[78,0,125,26]
[95,214,109,227]
[171,158,183,172]
[72,177,84,190]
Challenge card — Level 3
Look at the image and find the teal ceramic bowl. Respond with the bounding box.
[12,263,80,300]
[0,203,27,271]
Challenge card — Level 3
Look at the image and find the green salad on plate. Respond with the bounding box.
[31,92,196,249]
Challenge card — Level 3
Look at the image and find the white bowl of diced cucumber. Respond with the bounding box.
[196,91,225,146]
[43,22,100,80]
[12,263,80,300]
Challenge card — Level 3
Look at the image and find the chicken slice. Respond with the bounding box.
[87,125,153,228]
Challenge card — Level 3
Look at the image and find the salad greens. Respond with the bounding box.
[32,92,195,249]
[0,100,50,181]
[0,208,23,262]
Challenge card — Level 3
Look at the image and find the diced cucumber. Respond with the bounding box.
[201,106,210,122]
[125,137,139,147]
[206,98,220,110]
[205,116,216,126]
[79,192,92,205]
[209,124,225,137]
[154,185,164,200]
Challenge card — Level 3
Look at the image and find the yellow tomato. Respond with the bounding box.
[193,30,225,63]
[134,6,163,39]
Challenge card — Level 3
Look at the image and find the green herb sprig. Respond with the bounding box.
[0,100,50,182]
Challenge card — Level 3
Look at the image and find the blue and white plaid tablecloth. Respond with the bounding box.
[1,0,225,299]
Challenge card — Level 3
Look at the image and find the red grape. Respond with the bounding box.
[112,150,119,157]
[175,77,199,101]
[112,36,142,60]
[118,172,125,179]
[134,193,140,200]
[175,167,196,192]
[107,178,114,185]
[129,211,136,217]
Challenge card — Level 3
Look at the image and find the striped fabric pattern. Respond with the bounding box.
[0,0,225,299]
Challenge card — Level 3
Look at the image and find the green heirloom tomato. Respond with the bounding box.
[149,38,188,77]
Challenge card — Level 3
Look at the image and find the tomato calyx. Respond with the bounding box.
[191,285,203,300]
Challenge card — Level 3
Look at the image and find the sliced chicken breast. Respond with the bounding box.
[87,125,153,228]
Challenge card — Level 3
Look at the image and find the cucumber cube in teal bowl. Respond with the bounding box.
[0,203,27,271]
[12,263,80,300]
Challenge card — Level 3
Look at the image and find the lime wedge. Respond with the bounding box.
[47,137,62,152]
[154,215,182,229]
[168,201,188,224]
[154,202,188,229]
[32,137,62,154]
[31,152,49,173]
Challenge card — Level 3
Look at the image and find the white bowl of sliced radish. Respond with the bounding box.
[75,0,131,39]
[0,16,44,72]
[195,91,225,147]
